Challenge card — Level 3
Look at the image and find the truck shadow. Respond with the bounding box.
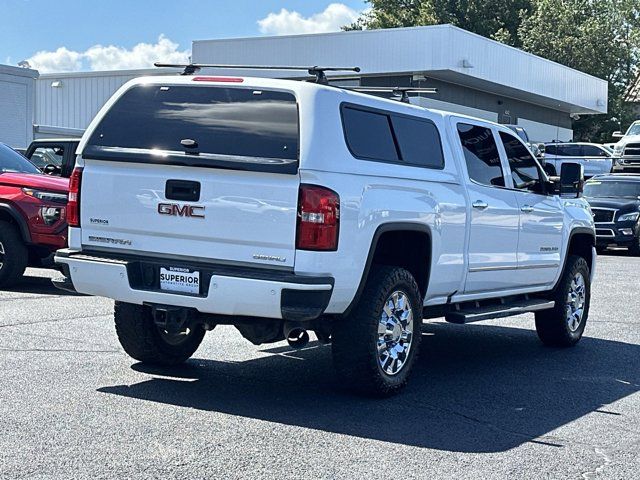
[98,322,640,453]
[3,275,83,296]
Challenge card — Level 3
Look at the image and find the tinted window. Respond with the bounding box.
[0,144,41,174]
[545,145,557,155]
[499,132,542,191]
[457,124,504,187]
[390,116,444,168]
[342,107,398,162]
[557,144,581,156]
[582,145,608,157]
[86,85,299,172]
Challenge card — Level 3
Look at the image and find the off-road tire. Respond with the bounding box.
[535,255,590,347]
[0,221,28,288]
[114,301,205,365]
[332,266,422,397]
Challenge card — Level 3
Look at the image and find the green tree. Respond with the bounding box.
[519,0,639,141]
[347,0,532,47]
[346,0,640,141]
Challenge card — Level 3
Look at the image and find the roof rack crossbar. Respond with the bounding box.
[153,62,360,83]
[344,86,438,103]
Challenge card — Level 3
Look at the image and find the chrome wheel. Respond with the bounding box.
[377,290,414,376]
[0,241,4,270]
[566,273,586,332]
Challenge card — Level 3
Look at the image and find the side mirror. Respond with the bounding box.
[612,131,624,139]
[560,162,584,198]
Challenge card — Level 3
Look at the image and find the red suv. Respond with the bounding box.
[0,143,69,287]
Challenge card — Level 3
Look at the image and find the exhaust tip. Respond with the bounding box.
[286,328,310,349]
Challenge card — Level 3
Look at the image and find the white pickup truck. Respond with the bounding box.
[54,72,596,396]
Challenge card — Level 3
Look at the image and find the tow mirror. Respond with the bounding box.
[559,162,584,198]
[612,131,624,139]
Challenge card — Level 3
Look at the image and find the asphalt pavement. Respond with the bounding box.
[1,251,639,479]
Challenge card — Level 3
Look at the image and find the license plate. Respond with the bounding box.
[159,267,200,294]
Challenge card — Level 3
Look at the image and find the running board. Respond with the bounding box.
[445,299,555,324]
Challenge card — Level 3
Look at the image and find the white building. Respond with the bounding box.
[8,25,610,147]
[0,64,38,147]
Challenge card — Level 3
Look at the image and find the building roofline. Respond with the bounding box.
[0,64,39,78]
[193,24,607,86]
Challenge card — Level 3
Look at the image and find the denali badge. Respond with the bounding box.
[158,203,205,219]
[253,254,287,263]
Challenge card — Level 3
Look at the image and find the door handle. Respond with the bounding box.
[165,179,201,202]
[521,205,534,213]
[472,200,488,210]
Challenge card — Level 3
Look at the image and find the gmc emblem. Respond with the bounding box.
[157,203,205,219]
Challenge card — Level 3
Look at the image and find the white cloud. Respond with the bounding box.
[28,47,83,73]
[26,35,189,73]
[258,3,361,35]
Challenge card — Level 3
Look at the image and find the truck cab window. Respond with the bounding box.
[457,123,505,187]
[499,132,543,192]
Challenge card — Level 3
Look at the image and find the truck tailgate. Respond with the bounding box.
[80,161,299,267]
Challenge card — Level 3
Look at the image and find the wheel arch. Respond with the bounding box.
[343,222,432,317]
[0,203,31,243]
[557,227,595,289]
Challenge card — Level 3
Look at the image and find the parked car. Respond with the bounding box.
[543,142,613,178]
[504,124,544,158]
[612,121,640,172]
[0,143,68,287]
[584,174,640,254]
[54,73,595,396]
[24,139,80,178]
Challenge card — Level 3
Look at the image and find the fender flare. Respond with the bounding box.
[555,226,595,290]
[0,203,31,243]
[342,222,433,317]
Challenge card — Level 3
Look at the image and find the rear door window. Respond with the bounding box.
[581,145,608,157]
[84,85,299,173]
[557,144,581,157]
[457,123,505,187]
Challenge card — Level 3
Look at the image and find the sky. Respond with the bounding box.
[0,0,368,73]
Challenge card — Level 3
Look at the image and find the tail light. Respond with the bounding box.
[67,167,83,227]
[296,185,340,251]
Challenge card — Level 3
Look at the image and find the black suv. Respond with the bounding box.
[584,174,640,254]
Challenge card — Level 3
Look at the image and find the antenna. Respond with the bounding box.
[345,87,438,103]
[153,63,360,83]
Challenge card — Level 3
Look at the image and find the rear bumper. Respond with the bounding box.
[54,249,334,321]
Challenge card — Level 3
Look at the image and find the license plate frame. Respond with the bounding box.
[159,266,201,295]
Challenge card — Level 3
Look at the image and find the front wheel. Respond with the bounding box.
[332,266,422,397]
[0,221,28,288]
[114,302,205,365]
[535,255,590,347]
